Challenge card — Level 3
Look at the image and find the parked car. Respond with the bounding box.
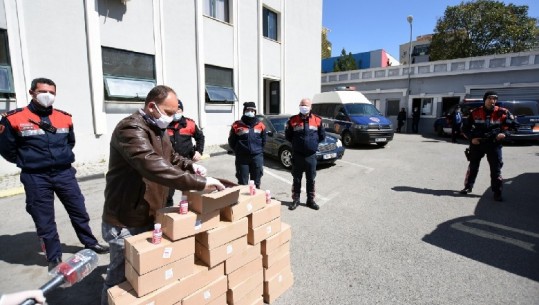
[257,114,345,169]
[433,99,539,142]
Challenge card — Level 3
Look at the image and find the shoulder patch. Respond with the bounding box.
[1,108,23,117]
[54,108,72,116]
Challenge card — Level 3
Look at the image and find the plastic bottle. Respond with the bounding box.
[179,195,189,214]
[152,223,162,244]
[248,180,256,195]
[265,190,271,204]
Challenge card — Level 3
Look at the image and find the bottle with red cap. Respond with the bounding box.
[179,195,189,214]
[248,180,256,195]
[152,223,162,244]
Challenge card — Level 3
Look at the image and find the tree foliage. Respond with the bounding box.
[333,48,357,72]
[430,0,539,61]
[321,27,332,59]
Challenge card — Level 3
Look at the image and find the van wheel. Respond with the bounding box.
[341,132,353,147]
[436,125,444,136]
[279,147,293,169]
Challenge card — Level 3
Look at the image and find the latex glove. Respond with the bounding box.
[0,290,46,305]
[192,151,202,162]
[192,163,207,177]
[204,177,225,191]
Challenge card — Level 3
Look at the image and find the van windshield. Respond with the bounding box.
[344,104,381,116]
[501,101,539,116]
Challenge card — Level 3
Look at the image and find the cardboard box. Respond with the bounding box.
[107,281,176,305]
[196,218,248,250]
[125,254,194,297]
[226,269,263,304]
[225,243,261,274]
[187,186,241,214]
[221,187,266,221]
[177,260,224,300]
[230,284,263,305]
[261,222,291,255]
[182,275,228,305]
[206,292,227,305]
[196,235,247,268]
[156,208,220,241]
[263,266,294,304]
[263,251,290,281]
[125,231,194,275]
[227,255,262,288]
[263,242,290,268]
[247,217,281,245]
[248,199,281,228]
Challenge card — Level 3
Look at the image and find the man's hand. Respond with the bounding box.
[0,289,46,305]
[204,177,225,191]
[192,151,202,162]
[192,163,207,177]
[495,133,506,141]
[471,138,480,145]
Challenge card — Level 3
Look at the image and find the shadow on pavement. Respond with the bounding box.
[423,173,539,281]
[391,186,482,198]
[0,231,81,267]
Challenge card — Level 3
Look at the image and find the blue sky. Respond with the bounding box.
[323,0,539,60]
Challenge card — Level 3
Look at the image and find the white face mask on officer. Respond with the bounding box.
[35,92,56,108]
[244,111,255,118]
[152,103,174,129]
[173,113,183,121]
[299,106,310,115]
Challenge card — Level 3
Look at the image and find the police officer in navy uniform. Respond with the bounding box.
[285,98,326,211]
[450,105,463,143]
[165,99,205,206]
[0,78,109,270]
[460,91,516,201]
[228,102,266,188]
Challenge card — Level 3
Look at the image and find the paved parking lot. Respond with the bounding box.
[1,133,538,304]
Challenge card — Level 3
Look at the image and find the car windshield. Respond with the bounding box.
[344,103,381,116]
[501,101,539,116]
[268,117,288,133]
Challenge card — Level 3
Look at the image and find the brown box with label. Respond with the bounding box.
[263,242,290,268]
[196,218,248,250]
[221,187,266,221]
[261,222,291,255]
[247,217,281,245]
[227,255,262,288]
[248,199,281,228]
[125,254,194,297]
[187,185,242,214]
[230,284,263,305]
[156,207,220,241]
[124,231,194,275]
[107,280,181,305]
[182,275,228,305]
[196,235,248,268]
[227,269,264,304]
[225,243,261,274]
[263,251,290,281]
[263,266,294,304]
[206,292,228,305]
[177,261,224,299]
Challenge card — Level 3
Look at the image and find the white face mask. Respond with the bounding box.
[299,106,310,115]
[173,113,183,121]
[244,111,255,118]
[152,103,174,129]
[36,92,56,108]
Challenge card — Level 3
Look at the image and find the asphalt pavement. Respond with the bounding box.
[0,134,538,305]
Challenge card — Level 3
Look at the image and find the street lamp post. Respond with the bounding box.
[405,15,413,133]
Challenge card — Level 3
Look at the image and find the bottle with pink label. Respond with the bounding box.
[248,180,256,195]
[152,223,162,244]
[265,190,271,204]
[179,195,189,214]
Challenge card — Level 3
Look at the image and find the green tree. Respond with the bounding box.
[430,0,539,61]
[333,48,357,72]
[321,27,332,59]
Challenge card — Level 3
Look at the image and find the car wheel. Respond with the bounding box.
[436,125,444,136]
[341,131,353,147]
[279,147,293,169]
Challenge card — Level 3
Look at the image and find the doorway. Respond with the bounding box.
[263,79,280,114]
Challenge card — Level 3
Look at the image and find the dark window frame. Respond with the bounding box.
[263,7,278,41]
[205,65,236,104]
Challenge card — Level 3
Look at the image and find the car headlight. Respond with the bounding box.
[336,139,342,147]
[354,124,368,130]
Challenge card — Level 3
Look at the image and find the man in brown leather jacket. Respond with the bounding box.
[100,85,224,304]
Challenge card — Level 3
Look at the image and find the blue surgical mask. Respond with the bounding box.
[173,113,183,121]
[245,111,255,118]
[299,106,310,115]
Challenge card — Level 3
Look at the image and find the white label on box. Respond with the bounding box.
[226,244,233,254]
[278,274,283,282]
[162,247,172,259]
[247,203,253,212]
[266,226,272,235]
[165,268,173,280]
[203,290,211,300]
[145,302,155,305]
[194,219,202,230]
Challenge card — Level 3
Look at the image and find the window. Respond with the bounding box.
[101,47,156,101]
[205,65,236,104]
[0,29,14,94]
[413,98,434,116]
[204,0,229,23]
[263,7,278,41]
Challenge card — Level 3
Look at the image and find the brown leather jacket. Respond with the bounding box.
[102,111,206,228]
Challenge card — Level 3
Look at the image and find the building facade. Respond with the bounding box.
[0,0,322,175]
[321,49,399,73]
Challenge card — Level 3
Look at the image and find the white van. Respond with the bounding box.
[312,89,394,147]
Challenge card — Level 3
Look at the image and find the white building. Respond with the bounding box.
[0,0,322,176]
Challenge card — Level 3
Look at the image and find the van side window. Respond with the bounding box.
[335,106,346,120]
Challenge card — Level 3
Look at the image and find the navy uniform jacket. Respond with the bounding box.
[285,113,325,155]
[228,116,266,156]
[166,117,205,158]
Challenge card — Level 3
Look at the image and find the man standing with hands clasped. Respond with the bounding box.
[100,85,224,304]
[285,98,325,211]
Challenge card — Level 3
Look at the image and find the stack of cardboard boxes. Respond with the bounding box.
[107,185,293,305]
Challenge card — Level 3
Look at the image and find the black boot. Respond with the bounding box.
[459,187,472,194]
[306,199,319,210]
[289,199,299,210]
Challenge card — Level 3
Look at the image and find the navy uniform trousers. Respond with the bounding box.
[235,153,264,188]
[20,166,98,262]
[463,142,503,193]
[291,152,317,201]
